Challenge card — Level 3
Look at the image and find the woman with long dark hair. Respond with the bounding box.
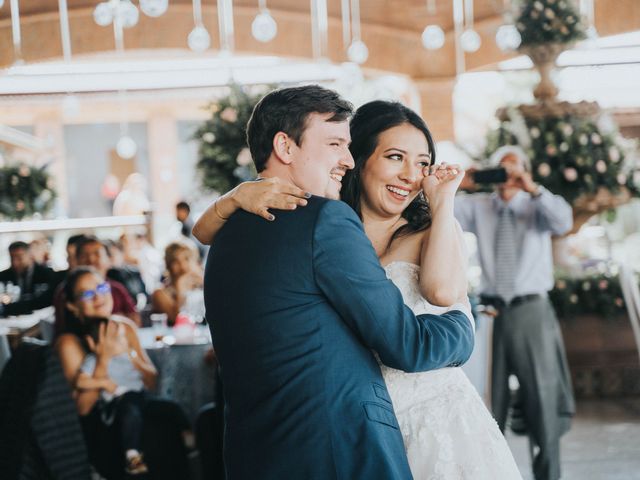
[194,100,521,478]
[56,267,192,479]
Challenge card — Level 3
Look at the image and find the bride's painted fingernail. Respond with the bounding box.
[268,214,275,221]
[304,192,312,198]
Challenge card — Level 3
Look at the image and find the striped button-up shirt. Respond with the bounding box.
[454,186,573,297]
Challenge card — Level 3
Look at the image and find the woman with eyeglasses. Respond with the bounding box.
[56,266,191,479]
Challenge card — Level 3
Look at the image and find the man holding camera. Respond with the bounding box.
[454,146,575,480]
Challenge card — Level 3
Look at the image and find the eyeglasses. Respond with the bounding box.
[77,282,111,302]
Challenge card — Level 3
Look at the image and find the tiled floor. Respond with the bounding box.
[506,398,640,480]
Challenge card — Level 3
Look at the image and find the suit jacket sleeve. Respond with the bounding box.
[312,200,474,372]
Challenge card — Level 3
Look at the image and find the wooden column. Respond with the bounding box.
[414,78,456,142]
[34,113,69,213]
[147,114,179,245]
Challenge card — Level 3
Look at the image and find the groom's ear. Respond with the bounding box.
[272,132,295,165]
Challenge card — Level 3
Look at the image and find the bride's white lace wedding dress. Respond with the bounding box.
[382,261,522,480]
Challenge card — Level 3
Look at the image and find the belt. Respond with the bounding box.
[479,293,542,309]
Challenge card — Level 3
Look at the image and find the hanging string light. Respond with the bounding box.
[9,0,24,65]
[106,5,137,160]
[252,0,277,43]
[311,0,329,59]
[495,0,521,51]
[347,0,368,64]
[93,0,139,29]
[580,0,598,41]
[140,0,169,18]
[218,0,235,53]
[421,0,445,51]
[341,0,351,50]
[452,0,466,76]
[188,0,210,52]
[460,0,481,53]
[58,0,81,117]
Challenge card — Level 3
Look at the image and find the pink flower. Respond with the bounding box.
[615,298,624,307]
[220,107,238,123]
[563,168,578,182]
[609,147,620,163]
[236,148,253,166]
[598,280,608,290]
[596,160,607,174]
[617,173,627,185]
[546,145,558,156]
[537,163,551,177]
[556,280,566,290]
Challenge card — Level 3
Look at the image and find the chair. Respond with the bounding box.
[0,333,10,374]
[0,338,91,479]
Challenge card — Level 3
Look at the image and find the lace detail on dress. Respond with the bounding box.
[380,261,522,480]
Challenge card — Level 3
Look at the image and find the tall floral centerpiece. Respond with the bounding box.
[483,0,640,233]
[195,85,270,194]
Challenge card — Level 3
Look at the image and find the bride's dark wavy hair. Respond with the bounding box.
[341,100,435,249]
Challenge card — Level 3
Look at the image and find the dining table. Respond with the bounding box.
[138,324,218,424]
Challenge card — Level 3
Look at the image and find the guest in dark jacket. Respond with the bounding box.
[0,241,57,317]
[104,239,148,307]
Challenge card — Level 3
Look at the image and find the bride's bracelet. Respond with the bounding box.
[214,200,229,221]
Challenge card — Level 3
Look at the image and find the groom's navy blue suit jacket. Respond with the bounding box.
[204,196,474,480]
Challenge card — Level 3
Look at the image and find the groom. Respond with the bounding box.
[204,85,474,479]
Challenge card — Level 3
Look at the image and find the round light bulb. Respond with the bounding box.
[252,11,278,43]
[460,28,481,53]
[421,25,445,50]
[117,1,140,28]
[347,40,369,64]
[140,0,169,18]
[495,24,521,51]
[116,136,137,159]
[93,2,114,27]
[188,26,211,52]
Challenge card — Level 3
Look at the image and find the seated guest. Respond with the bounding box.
[29,236,52,267]
[64,234,88,274]
[176,201,207,261]
[104,239,148,308]
[56,267,191,478]
[54,237,140,335]
[151,242,204,326]
[0,241,56,317]
[120,232,164,293]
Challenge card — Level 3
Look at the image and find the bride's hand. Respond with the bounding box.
[231,177,311,221]
[420,163,465,202]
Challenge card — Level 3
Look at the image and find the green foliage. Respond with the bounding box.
[0,162,57,220]
[549,272,633,319]
[194,85,271,194]
[483,114,640,204]
[516,0,587,47]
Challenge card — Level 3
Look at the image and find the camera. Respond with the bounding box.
[472,167,507,184]
[84,316,109,345]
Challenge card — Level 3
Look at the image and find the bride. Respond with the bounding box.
[194,100,522,479]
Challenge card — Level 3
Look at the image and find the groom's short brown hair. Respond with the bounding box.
[246,85,353,172]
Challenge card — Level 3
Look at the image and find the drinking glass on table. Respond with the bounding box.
[150,312,168,341]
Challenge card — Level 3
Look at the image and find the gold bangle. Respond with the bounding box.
[213,200,229,221]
